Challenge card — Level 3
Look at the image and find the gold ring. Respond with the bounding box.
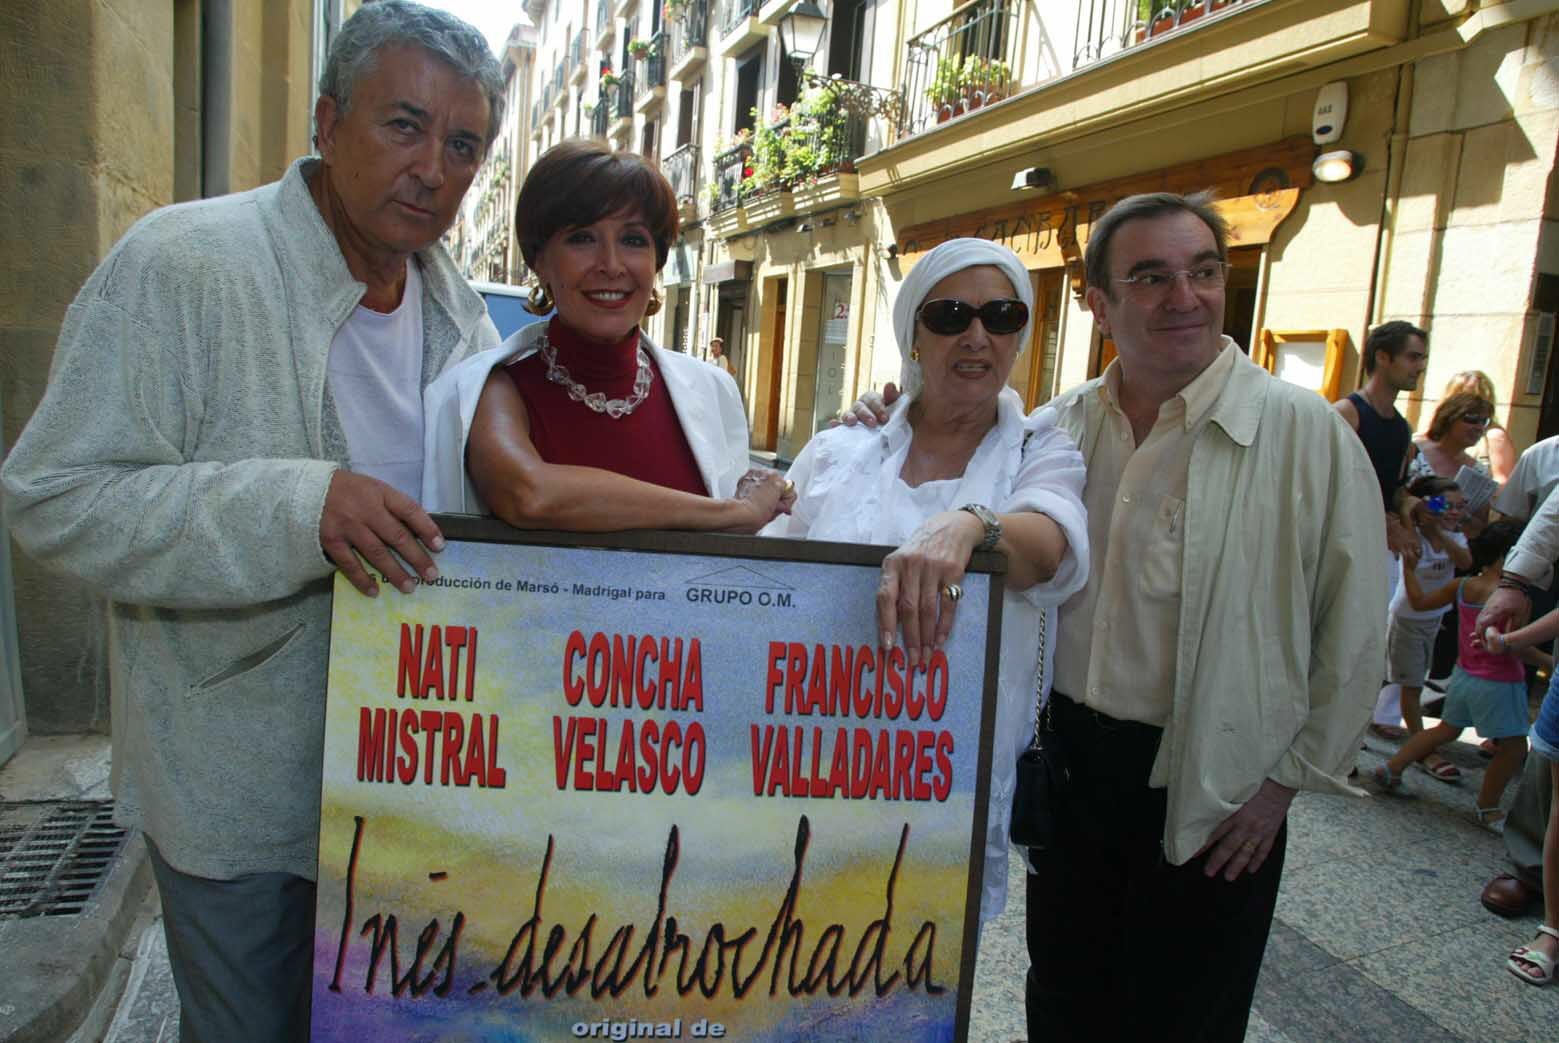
[941,583,963,602]
[783,480,795,497]
[1240,839,1257,851]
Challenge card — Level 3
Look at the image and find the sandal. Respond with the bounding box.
[1507,925,1559,986]
[1369,723,1408,741]
[1415,755,1462,783]
[1374,765,1403,790]
[1474,806,1506,832]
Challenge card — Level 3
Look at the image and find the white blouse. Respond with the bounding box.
[764,387,1090,923]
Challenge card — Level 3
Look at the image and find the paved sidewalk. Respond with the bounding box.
[7,730,1559,1041]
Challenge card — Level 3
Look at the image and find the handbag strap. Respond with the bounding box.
[1028,607,1049,750]
[1013,425,1054,753]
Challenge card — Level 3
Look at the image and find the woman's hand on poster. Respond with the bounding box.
[726,468,795,533]
[877,509,982,666]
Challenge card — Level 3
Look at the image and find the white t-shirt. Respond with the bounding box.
[327,261,425,502]
[1388,529,1467,621]
[1495,435,1559,521]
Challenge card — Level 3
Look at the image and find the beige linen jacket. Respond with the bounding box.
[1049,346,1387,863]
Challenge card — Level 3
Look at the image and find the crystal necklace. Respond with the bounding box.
[538,331,654,419]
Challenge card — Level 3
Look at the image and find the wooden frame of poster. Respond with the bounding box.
[310,518,1008,1042]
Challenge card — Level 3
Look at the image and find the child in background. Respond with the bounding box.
[1377,521,1547,826]
[1483,590,1559,985]
[1383,475,1472,780]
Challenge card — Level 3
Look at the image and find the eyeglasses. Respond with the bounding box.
[1114,261,1231,300]
[1459,415,1491,427]
[918,298,1029,336]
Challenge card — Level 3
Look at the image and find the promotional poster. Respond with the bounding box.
[310,523,1004,1042]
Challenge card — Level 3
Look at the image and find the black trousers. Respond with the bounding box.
[1024,694,1286,1043]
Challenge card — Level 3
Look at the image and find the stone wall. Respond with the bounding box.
[1,0,313,734]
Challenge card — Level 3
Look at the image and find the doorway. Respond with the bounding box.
[810,270,853,434]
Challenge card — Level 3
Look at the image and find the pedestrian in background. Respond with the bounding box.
[1378,520,1544,827]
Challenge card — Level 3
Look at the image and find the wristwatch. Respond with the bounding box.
[959,503,1002,552]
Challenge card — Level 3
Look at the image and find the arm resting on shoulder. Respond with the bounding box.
[466,368,782,533]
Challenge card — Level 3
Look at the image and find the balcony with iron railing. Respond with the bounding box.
[1073,0,1252,67]
[716,0,765,56]
[665,0,709,80]
[570,29,588,83]
[612,68,636,121]
[902,0,1019,138]
[707,77,898,221]
[590,94,611,136]
[711,140,754,214]
[662,142,701,212]
[719,0,759,33]
[633,32,667,110]
[553,61,567,95]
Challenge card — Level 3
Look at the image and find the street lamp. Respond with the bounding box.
[778,1,828,73]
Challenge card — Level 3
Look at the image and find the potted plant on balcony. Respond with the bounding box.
[628,38,653,60]
[926,57,963,123]
[662,0,690,22]
[600,70,621,89]
[959,55,1011,110]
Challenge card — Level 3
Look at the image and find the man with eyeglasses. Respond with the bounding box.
[1023,192,1385,1040]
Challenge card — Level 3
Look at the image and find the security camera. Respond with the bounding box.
[1313,82,1347,146]
[1010,166,1054,192]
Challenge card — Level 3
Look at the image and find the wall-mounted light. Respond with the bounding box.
[1312,149,1362,183]
[886,243,899,259]
[1010,166,1055,192]
[778,2,828,73]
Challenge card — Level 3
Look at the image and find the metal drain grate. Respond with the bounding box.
[0,801,128,919]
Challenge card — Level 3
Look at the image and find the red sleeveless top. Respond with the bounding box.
[505,319,708,495]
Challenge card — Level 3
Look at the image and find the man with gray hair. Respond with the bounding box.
[1,3,502,1037]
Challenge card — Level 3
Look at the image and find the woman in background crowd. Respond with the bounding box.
[1441,371,1515,484]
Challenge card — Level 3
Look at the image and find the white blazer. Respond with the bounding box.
[422,321,752,513]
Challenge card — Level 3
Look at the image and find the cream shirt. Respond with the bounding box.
[1047,344,1386,862]
[1053,343,1237,725]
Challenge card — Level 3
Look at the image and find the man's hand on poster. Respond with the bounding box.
[877,510,982,667]
[1197,778,1295,882]
[321,471,445,597]
[730,468,796,532]
[834,382,900,428]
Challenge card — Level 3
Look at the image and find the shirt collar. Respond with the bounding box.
[1096,336,1237,431]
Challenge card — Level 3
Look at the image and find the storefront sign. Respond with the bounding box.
[310,522,1004,1042]
[896,136,1314,269]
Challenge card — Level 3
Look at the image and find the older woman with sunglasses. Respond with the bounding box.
[762,237,1089,925]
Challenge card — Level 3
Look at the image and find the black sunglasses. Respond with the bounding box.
[918,297,1029,336]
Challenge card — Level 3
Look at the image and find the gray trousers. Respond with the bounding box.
[1506,750,1555,889]
[146,841,315,1043]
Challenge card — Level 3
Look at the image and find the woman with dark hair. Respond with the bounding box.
[423,140,790,529]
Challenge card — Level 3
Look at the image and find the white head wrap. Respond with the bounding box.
[891,238,1034,395]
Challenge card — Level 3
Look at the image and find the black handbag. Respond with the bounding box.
[1008,608,1069,850]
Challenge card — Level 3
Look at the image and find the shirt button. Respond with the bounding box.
[1089,686,1102,698]
[1097,618,1109,631]
[1121,494,1132,503]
